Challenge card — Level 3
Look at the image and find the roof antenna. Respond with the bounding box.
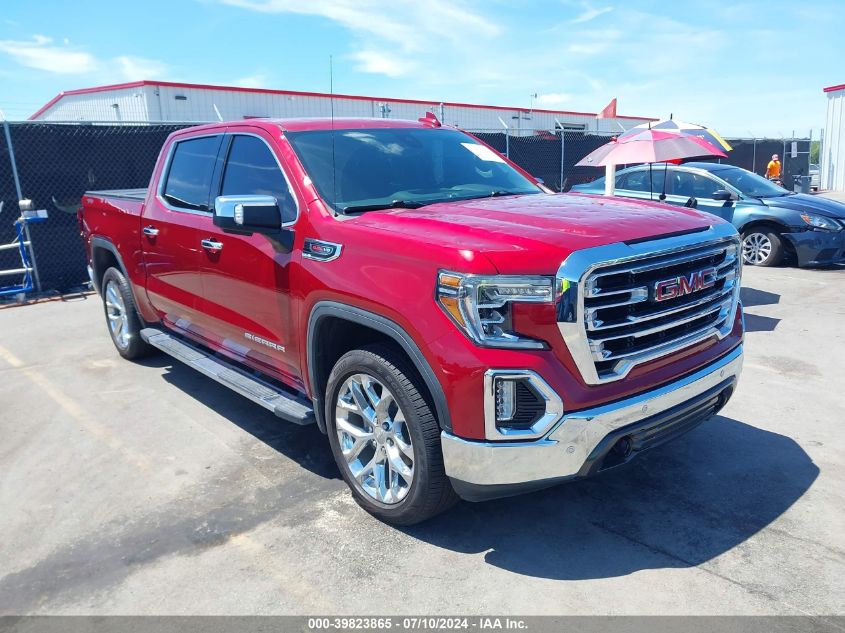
[213,103,223,122]
[330,55,338,215]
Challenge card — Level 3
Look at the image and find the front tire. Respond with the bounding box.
[325,345,457,525]
[742,229,784,267]
[101,267,153,360]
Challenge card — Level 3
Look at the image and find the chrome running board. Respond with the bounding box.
[141,328,315,426]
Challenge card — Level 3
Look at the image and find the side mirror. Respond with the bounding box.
[712,189,736,201]
[214,195,282,233]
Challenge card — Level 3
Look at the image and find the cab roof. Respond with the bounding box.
[679,161,735,172]
[175,117,439,135]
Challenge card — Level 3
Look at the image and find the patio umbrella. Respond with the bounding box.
[576,129,727,196]
[625,117,733,152]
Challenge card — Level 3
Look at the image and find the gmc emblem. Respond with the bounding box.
[654,267,718,302]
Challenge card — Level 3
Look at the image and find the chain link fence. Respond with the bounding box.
[0,121,193,298]
[0,120,811,297]
[704,137,812,186]
[470,130,812,194]
[471,130,616,192]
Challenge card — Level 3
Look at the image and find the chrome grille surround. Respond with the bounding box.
[556,223,741,385]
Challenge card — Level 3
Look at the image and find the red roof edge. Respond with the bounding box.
[29,79,658,122]
[28,94,63,120]
[824,83,845,93]
[28,81,147,119]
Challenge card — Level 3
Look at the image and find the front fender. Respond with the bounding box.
[734,203,803,234]
[306,301,453,434]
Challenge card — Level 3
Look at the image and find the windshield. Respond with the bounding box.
[716,166,790,198]
[286,127,541,212]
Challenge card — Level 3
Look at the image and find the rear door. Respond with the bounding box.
[193,130,302,386]
[142,133,223,333]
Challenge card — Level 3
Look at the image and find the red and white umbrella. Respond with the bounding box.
[577,129,727,166]
[624,118,733,153]
[576,128,727,196]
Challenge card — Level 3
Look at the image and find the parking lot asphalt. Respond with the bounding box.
[0,264,843,616]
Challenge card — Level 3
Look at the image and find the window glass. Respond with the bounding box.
[162,136,221,211]
[692,175,719,199]
[618,171,649,192]
[617,169,664,193]
[286,128,540,212]
[717,167,788,197]
[221,135,297,223]
[670,171,719,199]
[586,176,605,189]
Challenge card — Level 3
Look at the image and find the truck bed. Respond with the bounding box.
[84,188,148,202]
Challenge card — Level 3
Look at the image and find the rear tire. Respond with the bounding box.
[742,229,784,267]
[325,344,458,525]
[101,267,153,360]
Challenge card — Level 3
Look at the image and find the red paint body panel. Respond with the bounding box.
[80,118,743,442]
[348,192,722,275]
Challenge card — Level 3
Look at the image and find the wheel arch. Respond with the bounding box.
[306,302,452,435]
[90,236,129,295]
[737,217,790,236]
[739,219,794,265]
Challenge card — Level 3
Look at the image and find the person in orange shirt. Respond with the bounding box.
[766,154,781,180]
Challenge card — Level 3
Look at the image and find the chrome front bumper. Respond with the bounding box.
[441,345,743,500]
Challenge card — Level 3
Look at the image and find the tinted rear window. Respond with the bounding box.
[162,135,222,211]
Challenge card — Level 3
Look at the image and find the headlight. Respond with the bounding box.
[800,213,841,231]
[436,271,554,349]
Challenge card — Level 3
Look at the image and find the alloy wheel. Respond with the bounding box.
[335,373,415,504]
[742,233,772,265]
[104,280,130,349]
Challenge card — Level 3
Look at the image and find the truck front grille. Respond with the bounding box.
[556,226,741,385]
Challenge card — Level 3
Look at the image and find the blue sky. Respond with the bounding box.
[0,0,841,137]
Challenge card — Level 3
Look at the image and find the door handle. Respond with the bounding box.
[201,238,223,252]
[142,226,159,237]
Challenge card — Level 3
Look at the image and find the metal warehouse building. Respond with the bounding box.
[29,80,653,133]
[823,82,845,191]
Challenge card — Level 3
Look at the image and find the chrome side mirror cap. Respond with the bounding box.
[213,195,281,232]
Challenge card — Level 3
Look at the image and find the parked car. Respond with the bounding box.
[571,162,845,267]
[809,163,820,191]
[79,118,744,525]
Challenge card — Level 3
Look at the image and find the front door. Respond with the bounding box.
[193,130,302,387]
[142,133,223,333]
[664,169,736,222]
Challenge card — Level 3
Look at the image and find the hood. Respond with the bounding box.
[352,193,725,274]
[762,193,845,218]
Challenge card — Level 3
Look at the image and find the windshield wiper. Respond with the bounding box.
[341,199,426,213]
[754,192,793,199]
[487,190,526,198]
[440,190,530,203]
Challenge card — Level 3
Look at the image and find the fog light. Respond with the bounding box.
[484,370,563,441]
[495,378,516,422]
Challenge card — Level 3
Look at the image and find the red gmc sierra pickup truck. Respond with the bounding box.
[79,116,744,525]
